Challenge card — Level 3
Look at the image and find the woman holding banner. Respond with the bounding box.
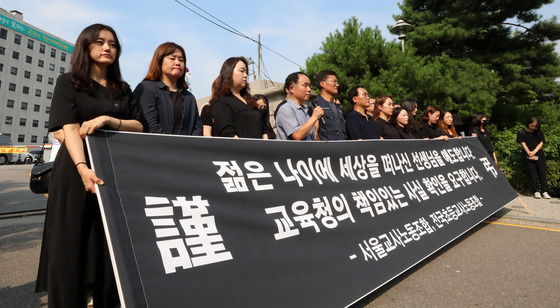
[210,57,268,138]
[36,24,143,307]
[134,42,202,135]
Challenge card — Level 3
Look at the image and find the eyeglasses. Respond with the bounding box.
[324,79,339,84]
[358,92,369,98]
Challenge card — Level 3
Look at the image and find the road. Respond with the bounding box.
[1,164,559,307]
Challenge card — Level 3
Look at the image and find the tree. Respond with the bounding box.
[396,0,560,127]
[304,17,500,117]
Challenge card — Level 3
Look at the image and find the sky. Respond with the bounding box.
[2,0,559,99]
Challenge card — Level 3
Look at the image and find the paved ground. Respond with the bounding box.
[1,164,559,307]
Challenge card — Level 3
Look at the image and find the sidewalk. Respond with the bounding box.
[491,193,560,227]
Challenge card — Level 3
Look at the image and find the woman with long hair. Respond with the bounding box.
[421,105,448,141]
[439,110,461,138]
[471,113,497,164]
[390,106,416,139]
[210,57,267,138]
[517,117,550,199]
[401,98,426,138]
[133,42,202,135]
[36,24,143,307]
[372,95,399,139]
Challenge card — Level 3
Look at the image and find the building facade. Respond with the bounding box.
[0,8,73,145]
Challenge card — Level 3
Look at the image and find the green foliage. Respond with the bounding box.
[304,17,501,116]
[491,122,560,192]
[397,0,560,128]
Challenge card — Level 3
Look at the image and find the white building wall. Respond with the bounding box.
[0,8,73,145]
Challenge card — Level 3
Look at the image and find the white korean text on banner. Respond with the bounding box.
[86,131,517,308]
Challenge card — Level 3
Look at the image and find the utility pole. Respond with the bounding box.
[258,34,262,80]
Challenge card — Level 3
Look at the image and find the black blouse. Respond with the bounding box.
[424,122,446,139]
[471,127,494,153]
[211,94,265,138]
[374,118,400,139]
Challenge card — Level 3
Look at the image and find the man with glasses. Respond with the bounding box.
[345,86,380,140]
[308,70,346,140]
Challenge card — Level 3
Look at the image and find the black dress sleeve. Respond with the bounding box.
[48,73,80,132]
[211,97,237,137]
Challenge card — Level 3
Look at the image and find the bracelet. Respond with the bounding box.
[75,161,87,167]
[116,119,122,130]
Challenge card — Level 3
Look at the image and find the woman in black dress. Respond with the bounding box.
[421,105,449,141]
[210,57,267,138]
[253,94,276,139]
[36,24,143,307]
[517,117,550,199]
[390,106,416,139]
[471,113,497,165]
[372,95,400,139]
[133,42,202,135]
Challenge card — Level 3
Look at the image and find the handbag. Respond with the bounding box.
[29,161,54,194]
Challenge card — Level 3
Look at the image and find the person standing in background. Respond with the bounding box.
[517,117,550,199]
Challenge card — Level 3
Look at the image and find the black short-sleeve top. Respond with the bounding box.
[201,104,212,126]
[374,118,400,139]
[49,73,140,132]
[471,127,494,153]
[516,128,545,158]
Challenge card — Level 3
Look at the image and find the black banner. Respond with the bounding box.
[87,131,517,308]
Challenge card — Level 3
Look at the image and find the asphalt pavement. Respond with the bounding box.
[1,164,559,307]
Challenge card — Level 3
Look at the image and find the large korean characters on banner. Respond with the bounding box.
[87,131,517,308]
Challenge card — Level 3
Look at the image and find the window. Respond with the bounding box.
[36,74,42,82]
[38,60,44,67]
[14,34,21,45]
[46,106,51,113]
[35,89,42,97]
[23,86,30,94]
[0,28,7,39]
[27,39,34,49]
[26,55,32,64]
[12,51,19,60]
[9,83,16,91]
[19,118,26,126]
[60,67,65,73]
[7,99,15,108]
[49,63,55,71]
[10,67,17,75]
[39,44,45,54]
[0,63,3,71]
[51,48,56,58]
[47,92,53,99]
[5,116,13,125]
[0,46,4,55]
[18,135,25,143]
[31,135,38,143]
[21,102,28,110]
[61,53,66,62]
[44,121,49,128]
[32,120,39,127]
[34,104,40,112]
[24,71,31,79]
[48,77,54,85]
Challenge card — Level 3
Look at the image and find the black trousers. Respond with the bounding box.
[523,156,548,193]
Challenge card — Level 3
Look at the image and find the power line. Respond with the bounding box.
[174,0,303,68]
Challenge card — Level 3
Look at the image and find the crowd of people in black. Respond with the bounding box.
[38,25,552,307]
